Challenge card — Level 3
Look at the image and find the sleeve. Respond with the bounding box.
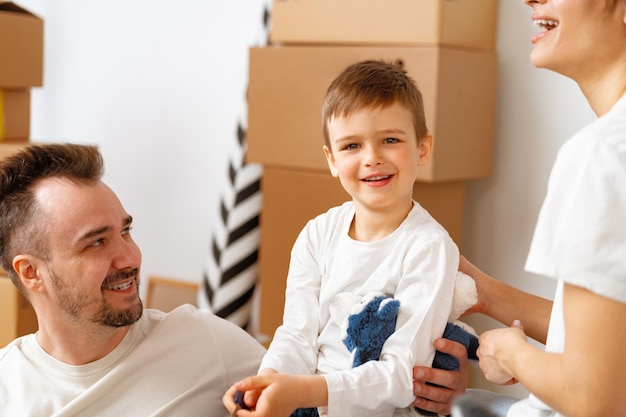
[526,137,626,303]
[259,220,323,375]
[324,234,459,416]
[207,311,267,385]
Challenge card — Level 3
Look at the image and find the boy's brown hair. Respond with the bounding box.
[322,59,428,149]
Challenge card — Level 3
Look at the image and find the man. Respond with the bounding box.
[0,143,266,416]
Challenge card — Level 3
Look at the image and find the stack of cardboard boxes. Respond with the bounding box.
[247,0,500,341]
[0,1,43,346]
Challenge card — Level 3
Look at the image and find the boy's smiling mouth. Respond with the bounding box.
[363,175,392,182]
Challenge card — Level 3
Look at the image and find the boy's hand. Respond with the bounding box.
[224,373,327,417]
[412,338,468,415]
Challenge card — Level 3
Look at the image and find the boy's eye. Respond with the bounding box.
[384,137,399,144]
[344,143,359,150]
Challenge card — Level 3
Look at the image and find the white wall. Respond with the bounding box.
[18,0,269,301]
[17,0,595,398]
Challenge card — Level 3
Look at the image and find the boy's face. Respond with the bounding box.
[324,101,431,213]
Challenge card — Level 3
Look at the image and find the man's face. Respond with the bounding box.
[34,177,143,328]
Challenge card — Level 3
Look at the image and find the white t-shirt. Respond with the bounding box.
[0,305,266,417]
[261,201,460,417]
[508,94,626,417]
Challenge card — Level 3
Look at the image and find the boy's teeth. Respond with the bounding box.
[366,175,389,181]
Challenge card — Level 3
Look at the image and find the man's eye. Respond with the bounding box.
[122,226,133,235]
[89,239,104,248]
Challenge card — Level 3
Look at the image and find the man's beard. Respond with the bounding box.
[50,267,143,328]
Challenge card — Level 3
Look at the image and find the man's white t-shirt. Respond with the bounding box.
[0,305,266,417]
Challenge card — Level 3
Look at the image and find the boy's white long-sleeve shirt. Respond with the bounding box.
[260,201,460,417]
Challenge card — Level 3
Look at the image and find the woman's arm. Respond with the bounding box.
[478,283,626,417]
[411,255,552,411]
[460,256,552,344]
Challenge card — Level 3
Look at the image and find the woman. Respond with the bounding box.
[457,1,626,416]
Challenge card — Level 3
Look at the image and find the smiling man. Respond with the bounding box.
[0,143,266,416]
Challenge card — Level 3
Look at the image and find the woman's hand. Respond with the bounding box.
[477,320,526,385]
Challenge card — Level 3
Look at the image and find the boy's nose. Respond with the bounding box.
[364,146,383,166]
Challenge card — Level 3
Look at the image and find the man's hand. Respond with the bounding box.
[412,338,468,415]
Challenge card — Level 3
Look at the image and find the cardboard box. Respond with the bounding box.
[247,45,497,182]
[270,0,498,50]
[0,2,44,88]
[145,276,199,312]
[0,274,38,347]
[257,167,464,340]
[1,89,30,141]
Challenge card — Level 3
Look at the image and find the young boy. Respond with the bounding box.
[224,60,461,416]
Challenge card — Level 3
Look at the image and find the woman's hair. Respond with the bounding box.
[0,143,104,289]
[322,59,428,149]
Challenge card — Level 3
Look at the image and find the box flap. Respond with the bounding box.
[0,1,40,18]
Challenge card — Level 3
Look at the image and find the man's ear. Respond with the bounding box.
[418,134,433,167]
[13,255,45,293]
[323,145,339,177]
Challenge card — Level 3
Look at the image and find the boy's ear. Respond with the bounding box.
[323,145,340,177]
[13,255,45,293]
[418,134,433,166]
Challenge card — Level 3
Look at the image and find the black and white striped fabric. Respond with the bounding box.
[198,119,263,329]
[198,2,270,331]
